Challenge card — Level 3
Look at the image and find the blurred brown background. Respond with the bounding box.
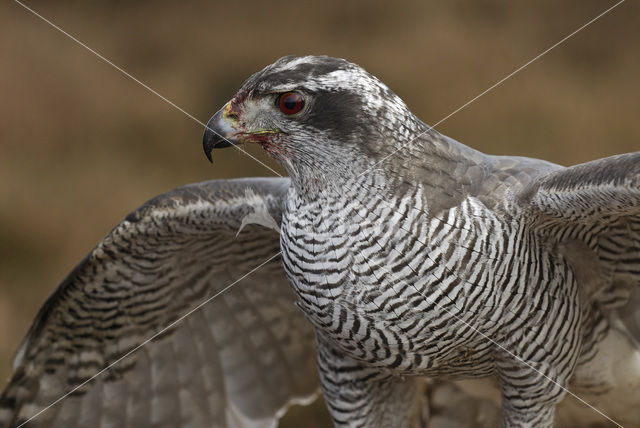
[0,0,638,426]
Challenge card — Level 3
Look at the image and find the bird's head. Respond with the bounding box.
[203,56,422,194]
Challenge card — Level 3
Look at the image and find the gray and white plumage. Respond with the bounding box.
[2,55,639,427]
[0,179,318,427]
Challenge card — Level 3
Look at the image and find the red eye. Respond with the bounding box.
[277,92,305,115]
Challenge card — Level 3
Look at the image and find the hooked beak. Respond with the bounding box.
[202,104,238,163]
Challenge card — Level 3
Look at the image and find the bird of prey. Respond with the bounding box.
[1,55,639,428]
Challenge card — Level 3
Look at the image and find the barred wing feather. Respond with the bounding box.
[0,177,318,428]
[520,152,640,322]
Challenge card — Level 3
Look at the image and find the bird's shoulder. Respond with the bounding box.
[391,131,562,217]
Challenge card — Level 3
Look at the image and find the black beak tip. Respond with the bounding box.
[203,130,234,162]
[202,109,235,163]
[203,133,215,163]
[202,134,215,163]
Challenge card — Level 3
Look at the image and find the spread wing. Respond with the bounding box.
[518,152,640,347]
[520,152,640,304]
[0,177,318,428]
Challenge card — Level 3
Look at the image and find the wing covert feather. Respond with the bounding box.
[519,152,640,223]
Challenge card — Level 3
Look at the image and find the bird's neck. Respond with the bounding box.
[287,162,391,206]
[281,145,384,203]
[283,118,487,204]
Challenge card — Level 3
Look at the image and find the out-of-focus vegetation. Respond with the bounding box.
[0,1,638,426]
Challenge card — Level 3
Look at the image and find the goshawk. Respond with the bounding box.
[1,56,639,428]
